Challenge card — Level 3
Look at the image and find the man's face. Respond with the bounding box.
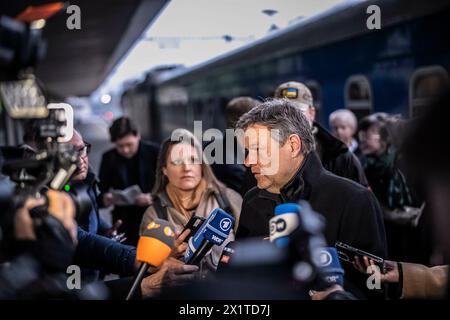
[69,131,89,181]
[243,124,301,194]
[115,134,140,159]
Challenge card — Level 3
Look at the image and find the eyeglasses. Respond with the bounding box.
[77,142,91,157]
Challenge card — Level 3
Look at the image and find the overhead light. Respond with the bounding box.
[31,19,46,30]
[100,94,112,104]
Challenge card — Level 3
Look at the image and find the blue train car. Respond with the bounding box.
[122,0,450,141]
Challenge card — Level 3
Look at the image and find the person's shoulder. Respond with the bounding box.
[320,169,368,195]
[242,186,261,205]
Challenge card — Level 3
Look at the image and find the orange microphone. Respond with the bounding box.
[126,219,175,300]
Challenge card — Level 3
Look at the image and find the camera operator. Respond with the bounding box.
[20,124,139,280]
[65,130,137,281]
[0,185,79,299]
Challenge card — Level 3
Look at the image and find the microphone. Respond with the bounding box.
[125,219,175,300]
[269,203,300,247]
[184,208,235,266]
[312,247,345,291]
[216,241,236,272]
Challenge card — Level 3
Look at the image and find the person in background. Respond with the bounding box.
[274,81,368,187]
[358,113,426,263]
[329,109,359,155]
[210,96,260,196]
[99,117,159,246]
[140,129,241,271]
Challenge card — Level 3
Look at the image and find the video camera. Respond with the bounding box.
[0,15,90,251]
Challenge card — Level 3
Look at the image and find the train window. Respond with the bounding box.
[410,66,449,118]
[345,75,372,119]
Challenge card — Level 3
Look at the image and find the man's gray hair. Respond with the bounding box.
[329,109,358,133]
[236,98,315,155]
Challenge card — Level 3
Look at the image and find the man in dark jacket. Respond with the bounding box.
[99,117,159,246]
[274,81,368,186]
[67,130,137,279]
[235,99,386,299]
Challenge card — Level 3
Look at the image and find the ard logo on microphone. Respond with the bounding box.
[270,219,287,235]
[318,250,333,267]
[220,218,232,232]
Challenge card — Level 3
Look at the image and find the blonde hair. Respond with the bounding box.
[152,129,226,195]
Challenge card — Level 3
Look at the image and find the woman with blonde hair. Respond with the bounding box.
[140,129,242,270]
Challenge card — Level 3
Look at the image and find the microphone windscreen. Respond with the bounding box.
[315,247,345,288]
[137,219,175,267]
[270,203,300,245]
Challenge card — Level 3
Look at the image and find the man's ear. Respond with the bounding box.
[308,106,316,122]
[289,134,302,157]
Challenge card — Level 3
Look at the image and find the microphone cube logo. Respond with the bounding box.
[318,250,333,267]
[220,218,232,232]
[146,221,161,230]
[269,218,287,236]
[164,226,175,237]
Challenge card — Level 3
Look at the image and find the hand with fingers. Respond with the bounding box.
[353,256,400,283]
[103,192,115,207]
[135,193,152,207]
[104,219,123,238]
[14,197,46,241]
[310,285,345,300]
[171,229,191,259]
[140,257,199,299]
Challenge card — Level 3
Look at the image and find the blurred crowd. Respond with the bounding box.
[1,79,449,300]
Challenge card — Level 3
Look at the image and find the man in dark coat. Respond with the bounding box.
[99,117,159,246]
[235,99,386,299]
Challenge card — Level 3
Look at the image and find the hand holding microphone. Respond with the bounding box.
[140,257,199,299]
[184,208,235,266]
[171,228,191,259]
[126,218,176,300]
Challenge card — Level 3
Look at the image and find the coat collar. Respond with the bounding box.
[257,152,325,203]
[314,121,349,163]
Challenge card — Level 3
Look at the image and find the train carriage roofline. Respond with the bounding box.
[156,0,450,86]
